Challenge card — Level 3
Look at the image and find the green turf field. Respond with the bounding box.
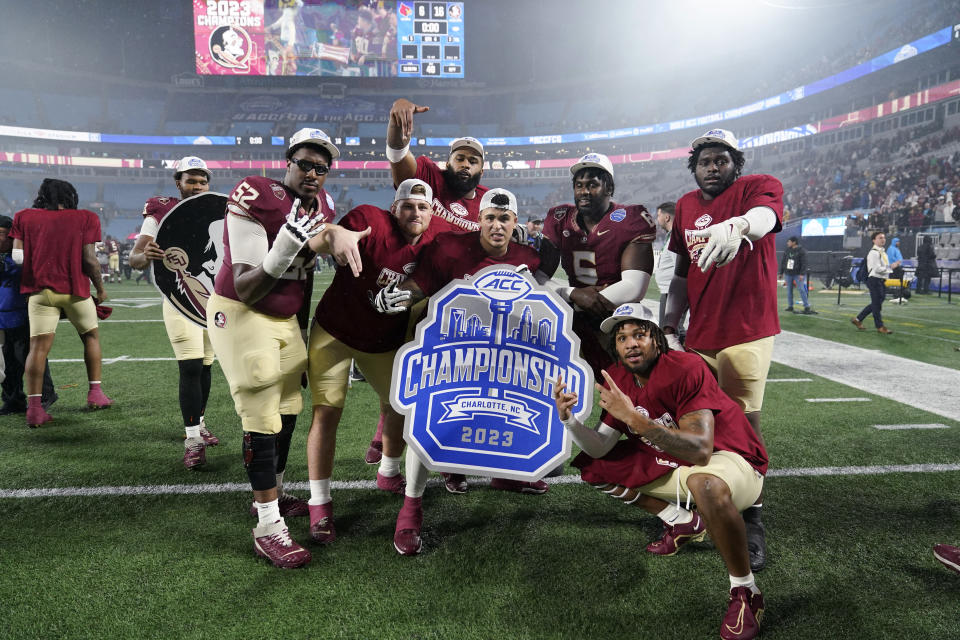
[1,274,958,640]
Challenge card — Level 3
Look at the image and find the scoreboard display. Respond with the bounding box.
[396,2,465,78]
[193,0,466,79]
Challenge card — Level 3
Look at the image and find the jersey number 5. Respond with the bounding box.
[230,181,260,211]
[572,250,598,285]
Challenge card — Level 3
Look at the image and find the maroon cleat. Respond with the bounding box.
[252,519,311,569]
[309,502,336,544]
[86,388,113,410]
[248,493,309,518]
[376,472,406,495]
[720,586,764,640]
[646,512,707,556]
[364,439,383,465]
[26,406,53,429]
[490,478,549,495]
[394,496,423,556]
[441,473,468,494]
[278,493,309,517]
[934,544,960,575]
[199,424,219,446]
[183,437,206,469]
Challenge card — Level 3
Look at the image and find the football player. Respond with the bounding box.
[206,128,367,569]
[305,178,439,544]
[555,303,768,640]
[542,153,656,378]
[373,188,551,556]
[129,156,220,470]
[381,100,560,492]
[10,178,112,428]
[106,236,121,283]
[662,129,784,572]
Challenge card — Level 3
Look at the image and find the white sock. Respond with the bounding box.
[404,452,430,498]
[276,471,285,495]
[378,454,402,477]
[730,572,758,593]
[185,425,201,440]
[255,499,281,526]
[308,478,331,506]
[657,504,693,525]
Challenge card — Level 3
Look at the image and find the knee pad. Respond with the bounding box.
[239,350,281,392]
[242,431,277,491]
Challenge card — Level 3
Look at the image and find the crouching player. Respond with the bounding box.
[305,179,438,544]
[373,188,551,555]
[207,128,368,568]
[554,303,768,640]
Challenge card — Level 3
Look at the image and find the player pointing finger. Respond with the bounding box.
[553,373,578,422]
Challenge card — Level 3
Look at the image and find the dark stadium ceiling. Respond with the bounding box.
[0,0,941,92]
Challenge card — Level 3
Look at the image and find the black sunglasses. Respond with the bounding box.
[292,159,330,175]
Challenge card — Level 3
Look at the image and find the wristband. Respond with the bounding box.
[386,143,410,164]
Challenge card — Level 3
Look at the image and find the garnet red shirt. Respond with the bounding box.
[411,231,541,296]
[413,155,488,234]
[214,176,335,318]
[598,351,768,478]
[314,204,438,353]
[142,196,180,225]
[668,174,784,350]
[10,208,101,298]
[543,202,656,288]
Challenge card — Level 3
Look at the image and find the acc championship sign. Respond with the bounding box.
[391,265,593,481]
[154,192,227,327]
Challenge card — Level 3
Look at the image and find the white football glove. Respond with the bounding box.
[511,225,529,245]
[514,263,530,274]
[690,217,752,271]
[371,282,411,314]
[665,333,684,351]
[262,198,327,278]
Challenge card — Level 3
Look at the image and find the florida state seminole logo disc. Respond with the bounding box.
[154,192,228,328]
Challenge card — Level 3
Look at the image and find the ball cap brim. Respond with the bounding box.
[599,303,658,334]
[289,127,340,160]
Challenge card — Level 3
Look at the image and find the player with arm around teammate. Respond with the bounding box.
[206,128,368,568]
[661,129,783,572]
[304,178,438,544]
[10,179,112,428]
[373,188,551,555]
[129,156,220,469]
[554,303,768,640]
[359,100,493,474]
[542,153,656,378]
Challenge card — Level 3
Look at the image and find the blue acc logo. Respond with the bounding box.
[390,265,593,480]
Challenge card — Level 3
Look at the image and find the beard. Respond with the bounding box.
[443,165,482,197]
[621,351,660,378]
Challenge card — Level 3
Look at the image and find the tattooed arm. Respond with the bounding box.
[597,370,715,466]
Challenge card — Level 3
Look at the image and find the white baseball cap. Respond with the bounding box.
[394,178,433,204]
[599,303,657,334]
[479,188,518,215]
[174,156,211,179]
[570,152,614,179]
[288,127,340,160]
[691,128,739,152]
[449,136,484,157]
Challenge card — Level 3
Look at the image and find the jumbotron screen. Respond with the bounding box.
[193,0,465,78]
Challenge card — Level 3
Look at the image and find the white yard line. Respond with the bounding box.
[767,378,812,382]
[805,397,872,403]
[774,330,960,421]
[873,423,950,430]
[3,465,959,499]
